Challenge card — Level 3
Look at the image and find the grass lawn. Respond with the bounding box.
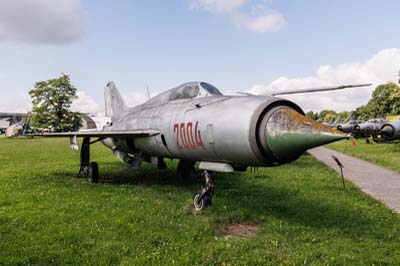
[1,136,400,265]
[327,139,400,172]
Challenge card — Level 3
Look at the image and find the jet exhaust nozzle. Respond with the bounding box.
[380,125,394,138]
[264,107,347,162]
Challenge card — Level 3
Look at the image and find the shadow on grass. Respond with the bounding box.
[45,160,388,240]
[217,177,377,234]
[52,161,202,187]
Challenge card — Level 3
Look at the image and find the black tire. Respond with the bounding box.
[87,162,99,183]
[193,191,211,211]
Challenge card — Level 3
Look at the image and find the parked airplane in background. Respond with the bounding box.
[353,119,387,139]
[375,120,400,142]
[33,81,371,210]
[5,116,35,138]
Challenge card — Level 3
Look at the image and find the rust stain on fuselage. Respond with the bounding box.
[275,108,345,136]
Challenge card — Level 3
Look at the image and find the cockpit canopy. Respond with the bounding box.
[140,82,223,109]
[169,82,223,101]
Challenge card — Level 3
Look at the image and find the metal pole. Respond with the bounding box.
[331,155,346,190]
[340,166,345,190]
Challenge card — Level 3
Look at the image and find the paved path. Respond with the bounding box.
[308,147,400,213]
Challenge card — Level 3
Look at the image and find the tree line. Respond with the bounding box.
[306,82,400,122]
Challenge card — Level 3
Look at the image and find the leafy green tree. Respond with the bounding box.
[306,111,319,120]
[398,70,400,85]
[355,82,400,119]
[389,83,400,115]
[318,110,338,122]
[354,104,373,120]
[29,74,81,132]
[337,111,351,122]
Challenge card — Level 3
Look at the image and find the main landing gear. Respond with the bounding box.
[177,160,196,181]
[77,137,100,183]
[193,170,215,211]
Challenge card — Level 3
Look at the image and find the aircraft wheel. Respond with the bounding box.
[87,162,99,183]
[193,191,211,211]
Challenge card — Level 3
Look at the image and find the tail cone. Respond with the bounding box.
[265,107,347,162]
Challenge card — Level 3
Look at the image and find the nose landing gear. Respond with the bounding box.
[193,170,215,211]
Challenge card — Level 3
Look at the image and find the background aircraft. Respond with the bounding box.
[32,82,372,210]
[4,115,35,138]
[374,120,400,142]
[352,118,387,140]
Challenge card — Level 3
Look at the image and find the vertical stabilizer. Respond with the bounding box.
[105,81,128,118]
[343,112,354,123]
[333,115,342,125]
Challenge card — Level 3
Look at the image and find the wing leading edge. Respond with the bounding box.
[31,129,160,150]
[32,129,160,138]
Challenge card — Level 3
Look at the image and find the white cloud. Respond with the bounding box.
[190,0,286,33]
[191,0,246,13]
[125,91,163,107]
[72,90,151,115]
[0,0,85,44]
[71,91,101,114]
[0,93,32,113]
[232,9,286,33]
[248,48,400,111]
[124,91,150,107]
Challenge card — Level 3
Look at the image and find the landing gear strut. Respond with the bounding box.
[77,137,99,183]
[193,170,215,211]
[177,160,196,181]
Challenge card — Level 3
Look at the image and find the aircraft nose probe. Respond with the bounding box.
[263,106,347,162]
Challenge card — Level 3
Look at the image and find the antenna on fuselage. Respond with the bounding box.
[146,85,151,100]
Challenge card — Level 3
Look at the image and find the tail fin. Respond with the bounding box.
[343,111,354,123]
[104,81,128,118]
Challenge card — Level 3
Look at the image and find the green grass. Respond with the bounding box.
[327,139,400,172]
[1,137,400,265]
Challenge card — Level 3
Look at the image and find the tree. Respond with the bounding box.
[337,111,350,122]
[306,111,319,120]
[353,82,400,119]
[29,74,81,132]
[354,104,373,120]
[318,110,338,122]
[398,70,400,85]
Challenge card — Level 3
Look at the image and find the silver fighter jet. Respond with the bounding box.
[36,81,368,210]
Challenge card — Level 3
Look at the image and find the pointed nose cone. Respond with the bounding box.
[265,107,347,162]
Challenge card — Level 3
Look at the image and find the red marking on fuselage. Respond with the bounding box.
[194,121,205,149]
[180,123,190,149]
[174,124,183,149]
[174,121,205,150]
[186,122,196,149]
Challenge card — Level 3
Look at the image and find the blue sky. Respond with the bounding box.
[1,0,400,112]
